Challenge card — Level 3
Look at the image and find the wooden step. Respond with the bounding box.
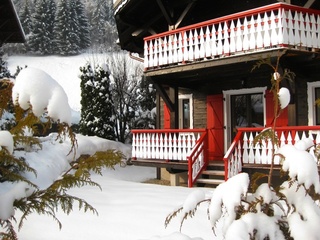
[201,170,225,176]
[196,178,225,185]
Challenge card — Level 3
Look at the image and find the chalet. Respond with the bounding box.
[0,0,25,46]
[114,0,320,187]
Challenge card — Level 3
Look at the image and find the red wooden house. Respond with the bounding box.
[114,0,320,187]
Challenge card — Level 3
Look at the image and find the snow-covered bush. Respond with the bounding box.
[0,68,123,239]
[79,62,116,140]
[165,54,320,239]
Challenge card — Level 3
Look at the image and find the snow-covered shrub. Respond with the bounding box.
[0,68,123,239]
[165,54,320,239]
[79,62,116,140]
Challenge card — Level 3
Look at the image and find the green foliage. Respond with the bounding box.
[15,150,122,233]
[0,76,122,239]
[79,63,116,140]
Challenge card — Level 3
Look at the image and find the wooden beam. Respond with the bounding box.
[304,0,315,8]
[156,0,174,26]
[174,2,195,29]
[277,0,291,3]
[149,79,175,112]
[170,86,179,129]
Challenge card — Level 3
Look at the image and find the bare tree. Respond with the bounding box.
[107,52,143,143]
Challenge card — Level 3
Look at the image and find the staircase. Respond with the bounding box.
[196,161,225,187]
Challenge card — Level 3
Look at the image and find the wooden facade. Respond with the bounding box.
[114,0,320,187]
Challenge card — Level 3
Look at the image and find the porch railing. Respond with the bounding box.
[223,126,320,180]
[131,129,208,187]
[144,3,320,70]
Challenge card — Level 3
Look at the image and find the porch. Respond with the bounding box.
[131,126,320,187]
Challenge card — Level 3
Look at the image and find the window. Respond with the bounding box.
[223,87,266,149]
[307,82,320,125]
[179,94,193,129]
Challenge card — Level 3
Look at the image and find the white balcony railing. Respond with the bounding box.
[131,129,208,187]
[224,126,320,180]
[144,3,320,70]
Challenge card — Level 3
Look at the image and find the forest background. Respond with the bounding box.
[6,0,118,55]
[1,0,156,144]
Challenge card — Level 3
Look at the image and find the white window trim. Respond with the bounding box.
[178,94,193,129]
[223,87,267,151]
[307,81,320,126]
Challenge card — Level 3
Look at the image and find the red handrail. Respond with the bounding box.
[223,130,244,181]
[187,130,208,187]
[131,129,207,134]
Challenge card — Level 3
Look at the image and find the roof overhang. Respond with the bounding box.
[0,0,25,45]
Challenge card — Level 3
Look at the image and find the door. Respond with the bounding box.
[207,94,224,160]
[224,88,288,150]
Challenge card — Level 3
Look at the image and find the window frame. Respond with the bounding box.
[223,87,267,150]
[307,81,320,126]
[178,94,193,129]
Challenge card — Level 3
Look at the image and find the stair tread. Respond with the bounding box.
[202,170,225,176]
[208,161,224,166]
[196,178,225,184]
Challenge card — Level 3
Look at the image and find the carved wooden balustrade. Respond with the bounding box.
[223,126,320,180]
[131,129,208,187]
[144,3,320,70]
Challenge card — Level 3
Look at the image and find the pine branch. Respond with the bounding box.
[0,218,18,240]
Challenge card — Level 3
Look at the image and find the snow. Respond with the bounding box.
[225,212,285,240]
[0,130,14,154]
[12,67,72,124]
[208,173,250,235]
[277,144,320,192]
[3,54,320,239]
[281,181,320,240]
[278,87,290,109]
[181,189,206,217]
[1,132,215,240]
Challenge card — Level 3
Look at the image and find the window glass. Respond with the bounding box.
[230,93,263,138]
[182,99,190,129]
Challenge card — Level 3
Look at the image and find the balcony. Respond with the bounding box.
[131,129,208,187]
[143,3,320,72]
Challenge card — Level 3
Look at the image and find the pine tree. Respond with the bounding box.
[54,0,71,55]
[54,0,82,55]
[0,54,11,79]
[18,0,33,53]
[28,0,56,55]
[47,0,57,52]
[90,0,109,51]
[20,0,33,36]
[68,0,81,54]
[79,63,116,140]
[74,0,91,50]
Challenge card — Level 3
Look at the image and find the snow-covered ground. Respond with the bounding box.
[5,54,320,240]
[14,165,216,240]
[5,54,217,240]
